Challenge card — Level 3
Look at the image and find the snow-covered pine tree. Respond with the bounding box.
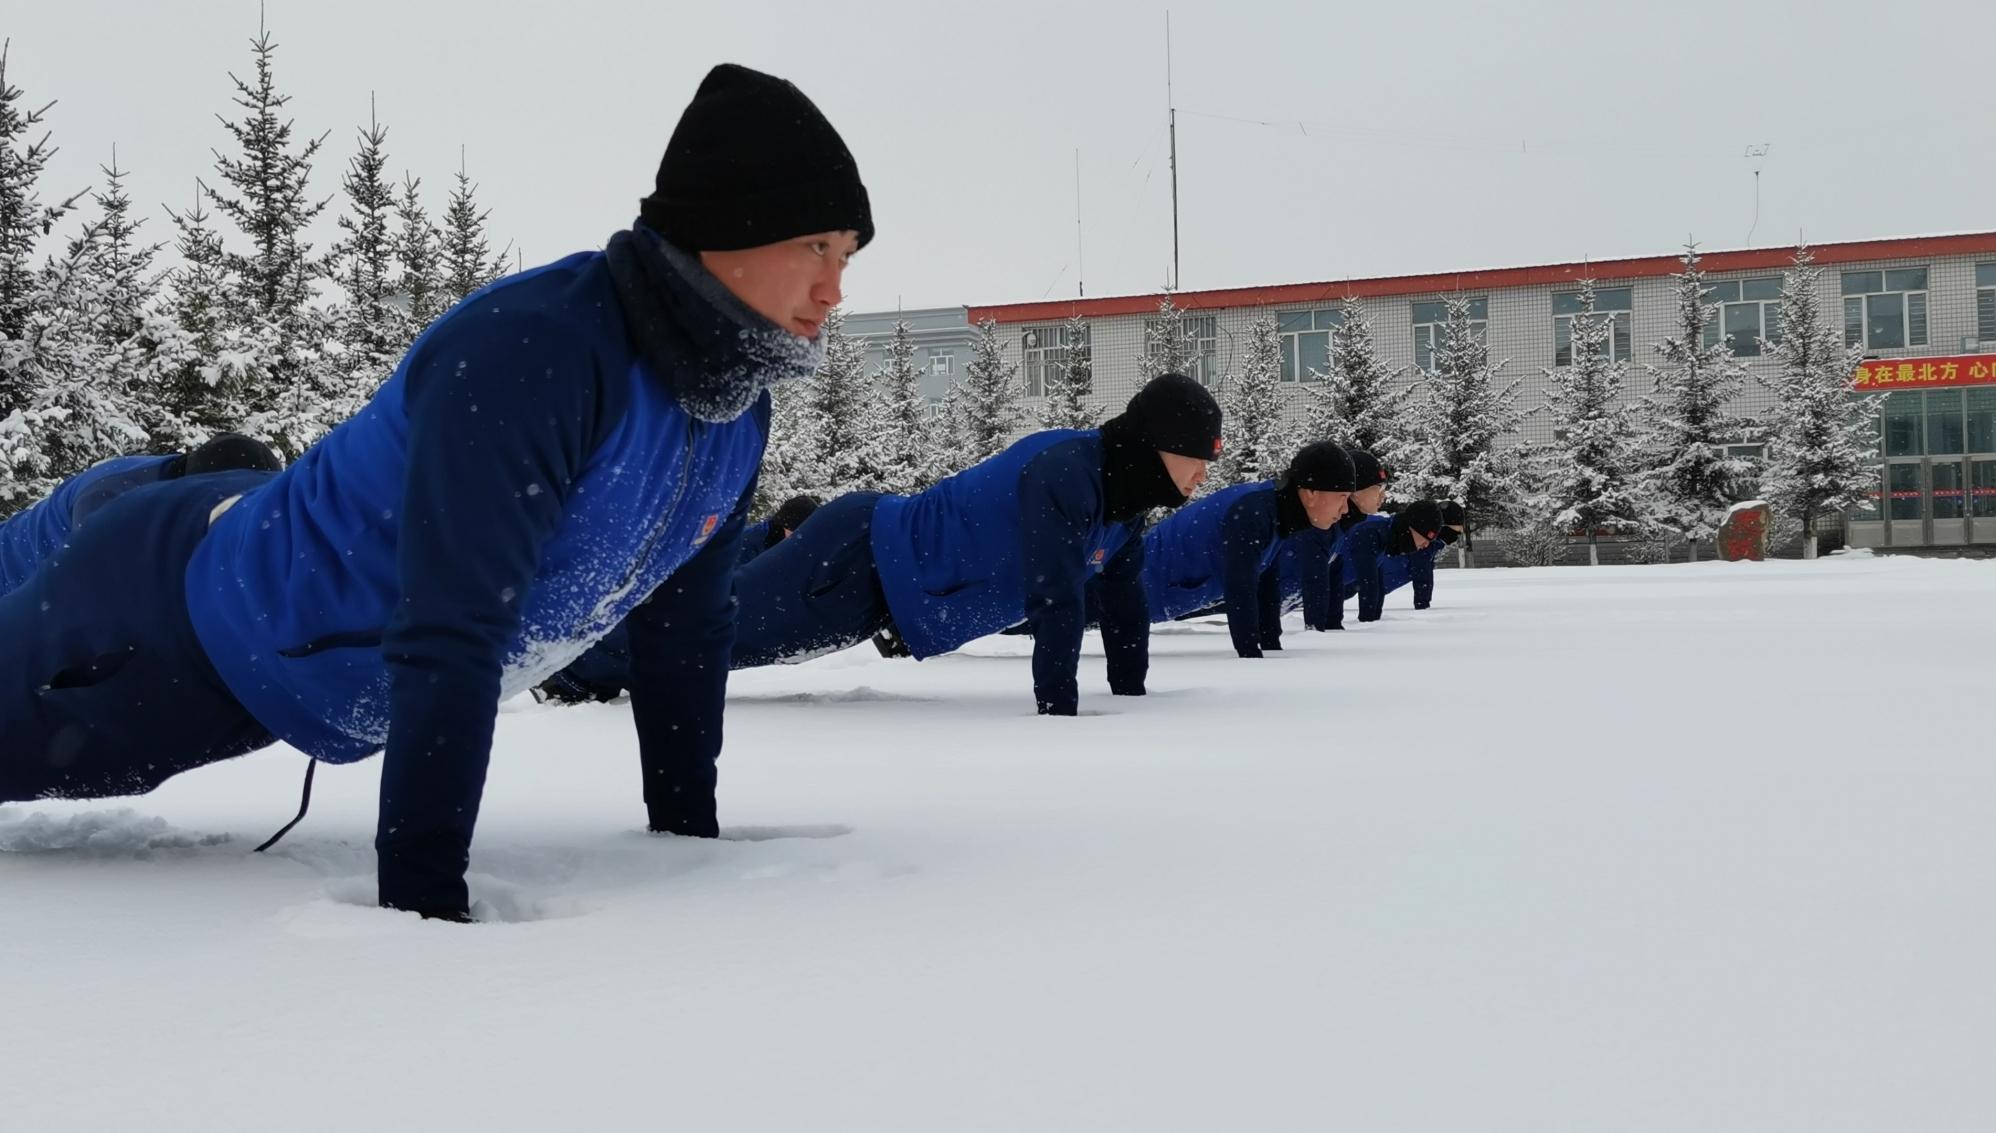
[1537,280,1650,566]
[1400,295,1524,566]
[1308,295,1409,458]
[800,307,883,495]
[325,105,404,420]
[1038,315,1095,430]
[202,20,334,458]
[753,379,812,516]
[440,152,510,307]
[1213,314,1287,488]
[1642,243,1752,560]
[1140,294,1192,380]
[954,317,1021,465]
[1759,245,1878,559]
[0,41,84,379]
[146,191,263,449]
[875,318,933,494]
[394,172,444,334]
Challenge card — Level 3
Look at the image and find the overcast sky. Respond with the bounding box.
[10,0,1993,314]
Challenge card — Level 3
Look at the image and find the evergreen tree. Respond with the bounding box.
[953,317,1021,465]
[394,173,444,333]
[1140,294,1192,380]
[202,21,334,457]
[440,153,509,306]
[800,307,883,494]
[875,319,934,493]
[147,191,263,448]
[1536,280,1650,566]
[326,104,404,418]
[1037,315,1095,430]
[1642,243,1753,560]
[1400,295,1524,565]
[1308,295,1409,458]
[1759,246,1879,559]
[0,39,85,419]
[1213,314,1287,488]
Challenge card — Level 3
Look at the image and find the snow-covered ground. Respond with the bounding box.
[7,552,1993,1131]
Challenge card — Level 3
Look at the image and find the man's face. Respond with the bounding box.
[1297,488,1351,530]
[1353,483,1387,514]
[1410,529,1433,551]
[700,230,860,339]
[1158,451,1209,499]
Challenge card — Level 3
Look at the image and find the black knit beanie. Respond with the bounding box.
[1124,373,1223,459]
[1388,500,1445,553]
[184,432,282,476]
[1282,441,1355,492]
[1350,449,1389,491]
[640,64,874,253]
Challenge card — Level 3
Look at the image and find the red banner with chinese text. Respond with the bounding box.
[1850,355,1996,391]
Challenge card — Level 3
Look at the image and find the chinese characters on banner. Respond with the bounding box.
[1850,354,1996,391]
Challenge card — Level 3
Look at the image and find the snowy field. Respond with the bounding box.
[6,551,1993,1131]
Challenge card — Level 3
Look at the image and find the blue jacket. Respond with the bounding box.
[738,519,776,567]
[1340,514,1442,621]
[1274,523,1343,631]
[184,228,812,914]
[0,454,179,596]
[870,429,1147,714]
[1143,481,1291,658]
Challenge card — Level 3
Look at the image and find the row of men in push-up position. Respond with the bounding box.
[0,63,1458,920]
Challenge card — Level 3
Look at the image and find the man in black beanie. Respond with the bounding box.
[1,63,872,923]
[1314,447,1393,630]
[1138,440,1353,658]
[1339,500,1446,622]
[732,373,1223,715]
[0,433,282,599]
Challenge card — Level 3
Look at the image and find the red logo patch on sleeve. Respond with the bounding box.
[1212,438,1224,457]
[691,514,720,547]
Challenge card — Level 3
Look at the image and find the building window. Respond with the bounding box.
[1841,267,1928,351]
[930,351,954,377]
[1722,443,1766,461]
[1019,324,1068,397]
[1411,298,1488,372]
[1146,313,1218,386]
[1276,308,1343,383]
[1977,262,1996,345]
[1701,277,1785,357]
[1552,287,1633,366]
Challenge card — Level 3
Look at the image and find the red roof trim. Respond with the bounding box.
[967,232,1996,325]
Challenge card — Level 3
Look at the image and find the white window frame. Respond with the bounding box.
[1976,262,1996,345]
[1700,277,1785,358]
[1841,267,1929,351]
[1553,287,1633,367]
[1146,313,1219,387]
[930,351,954,377]
[1411,298,1488,373]
[1276,308,1343,383]
[1019,324,1067,398]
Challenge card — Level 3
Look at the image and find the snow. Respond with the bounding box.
[7,552,1995,1130]
[1728,497,1769,517]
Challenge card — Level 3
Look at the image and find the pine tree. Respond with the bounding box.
[875,319,933,493]
[754,379,812,516]
[325,104,404,419]
[1642,243,1752,560]
[440,153,509,307]
[1213,314,1287,488]
[394,173,443,333]
[1038,316,1095,430]
[1536,280,1650,566]
[1400,296,1524,565]
[1140,294,1192,380]
[202,20,334,458]
[0,40,86,418]
[953,317,1021,465]
[800,307,883,494]
[1759,246,1878,559]
[146,191,264,449]
[1308,295,1409,458]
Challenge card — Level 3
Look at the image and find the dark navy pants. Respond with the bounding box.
[0,471,277,802]
[731,491,891,669]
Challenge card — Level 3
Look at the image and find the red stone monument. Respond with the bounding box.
[1717,501,1770,561]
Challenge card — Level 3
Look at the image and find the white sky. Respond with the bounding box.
[9,0,1994,313]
